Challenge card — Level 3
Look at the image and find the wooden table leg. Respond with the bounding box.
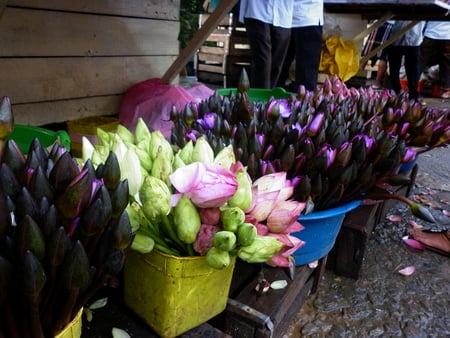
[311,255,328,294]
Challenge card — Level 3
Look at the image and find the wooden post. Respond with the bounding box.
[161,0,239,84]
[0,0,7,20]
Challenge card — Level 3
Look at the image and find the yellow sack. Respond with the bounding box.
[320,35,360,82]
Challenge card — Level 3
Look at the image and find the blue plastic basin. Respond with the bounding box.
[293,200,362,266]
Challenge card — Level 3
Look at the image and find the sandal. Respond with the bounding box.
[413,229,450,257]
[370,84,383,91]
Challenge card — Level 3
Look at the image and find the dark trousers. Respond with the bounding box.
[387,45,421,100]
[292,25,323,91]
[421,37,450,89]
[244,18,291,89]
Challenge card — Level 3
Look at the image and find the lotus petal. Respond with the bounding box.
[398,265,415,276]
[402,235,425,251]
[270,280,288,290]
[386,214,402,222]
[112,328,131,338]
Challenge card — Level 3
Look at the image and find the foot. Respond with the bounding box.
[370,84,383,90]
[440,89,450,99]
[410,228,450,254]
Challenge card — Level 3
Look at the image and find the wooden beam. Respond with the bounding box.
[161,0,239,84]
[0,0,7,20]
[352,12,394,43]
[360,20,420,66]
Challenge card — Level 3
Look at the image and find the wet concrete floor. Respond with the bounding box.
[285,146,450,338]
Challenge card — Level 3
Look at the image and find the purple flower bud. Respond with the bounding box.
[317,144,336,169]
[186,130,197,142]
[306,112,325,137]
[399,122,410,137]
[198,112,217,130]
[402,148,417,164]
[278,99,291,118]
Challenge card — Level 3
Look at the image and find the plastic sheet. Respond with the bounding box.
[319,35,360,82]
[119,78,214,138]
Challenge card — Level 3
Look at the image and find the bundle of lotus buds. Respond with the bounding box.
[82,119,306,269]
[0,96,133,337]
[168,71,442,223]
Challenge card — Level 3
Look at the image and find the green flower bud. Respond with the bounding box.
[151,146,173,186]
[172,153,186,171]
[149,130,174,162]
[213,145,236,169]
[135,118,152,144]
[191,137,214,163]
[228,167,253,211]
[237,235,283,263]
[205,247,231,269]
[173,195,201,244]
[237,222,257,246]
[117,124,135,145]
[220,206,245,232]
[131,231,154,254]
[178,139,194,164]
[213,231,237,251]
[139,175,171,221]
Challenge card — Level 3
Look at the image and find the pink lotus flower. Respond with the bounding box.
[267,233,306,268]
[193,224,220,255]
[244,171,306,267]
[170,162,238,208]
[266,200,305,233]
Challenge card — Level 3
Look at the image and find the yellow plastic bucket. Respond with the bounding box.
[54,307,83,338]
[124,250,236,338]
[67,116,119,157]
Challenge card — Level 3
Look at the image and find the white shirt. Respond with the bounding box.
[424,21,450,40]
[292,0,323,28]
[239,0,294,28]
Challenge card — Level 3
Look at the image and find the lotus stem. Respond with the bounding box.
[27,294,45,338]
[0,304,20,338]
[364,192,436,223]
[52,289,79,337]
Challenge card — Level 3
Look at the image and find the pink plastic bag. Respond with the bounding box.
[119,78,214,138]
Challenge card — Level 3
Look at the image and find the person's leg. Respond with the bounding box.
[404,46,421,100]
[270,26,291,89]
[438,38,450,98]
[410,228,450,254]
[292,25,323,91]
[244,18,271,89]
[420,37,439,75]
[276,33,295,88]
[387,45,402,94]
[374,59,387,88]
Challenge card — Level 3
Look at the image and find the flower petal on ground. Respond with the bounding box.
[386,214,402,222]
[402,235,425,251]
[112,328,131,338]
[270,280,288,290]
[398,266,415,276]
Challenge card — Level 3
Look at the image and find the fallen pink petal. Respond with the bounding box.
[386,214,402,222]
[308,260,319,269]
[255,279,270,293]
[402,236,425,251]
[442,210,450,217]
[398,266,415,276]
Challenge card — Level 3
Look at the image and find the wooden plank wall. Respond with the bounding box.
[0,0,180,126]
